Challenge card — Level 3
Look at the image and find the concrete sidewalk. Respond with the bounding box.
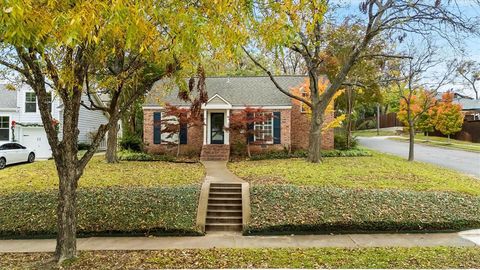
[1,230,479,253]
[202,160,245,183]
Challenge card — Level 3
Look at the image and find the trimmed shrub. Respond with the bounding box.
[0,185,201,237]
[78,143,91,151]
[247,185,480,234]
[248,149,370,161]
[117,150,175,162]
[119,135,143,152]
[334,134,358,150]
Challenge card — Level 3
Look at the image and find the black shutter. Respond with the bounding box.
[179,123,188,144]
[247,112,254,143]
[273,111,281,144]
[153,112,161,144]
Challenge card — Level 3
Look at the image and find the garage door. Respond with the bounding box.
[21,127,52,159]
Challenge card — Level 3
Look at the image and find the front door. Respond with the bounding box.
[210,113,225,144]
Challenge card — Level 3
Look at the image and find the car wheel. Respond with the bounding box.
[0,158,5,169]
[28,153,35,163]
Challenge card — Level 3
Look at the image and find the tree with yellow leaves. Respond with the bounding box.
[291,77,345,134]
[0,0,243,262]
[241,0,475,163]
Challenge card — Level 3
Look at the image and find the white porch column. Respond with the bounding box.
[225,109,230,145]
[203,109,207,145]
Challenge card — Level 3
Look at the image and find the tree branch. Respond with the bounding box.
[242,46,312,107]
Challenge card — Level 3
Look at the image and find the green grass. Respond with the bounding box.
[0,186,201,237]
[247,185,480,234]
[391,134,480,153]
[352,130,398,137]
[0,156,205,194]
[2,247,480,269]
[228,151,480,195]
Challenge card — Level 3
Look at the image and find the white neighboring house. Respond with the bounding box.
[0,84,111,159]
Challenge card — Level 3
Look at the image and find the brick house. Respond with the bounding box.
[143,76,334,160]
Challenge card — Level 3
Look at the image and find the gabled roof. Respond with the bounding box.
[145,76,312,107]
[0,84,17,109]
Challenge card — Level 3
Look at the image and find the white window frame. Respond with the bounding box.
[0,116,10,141]
[253,113,274,144]
[25,92,37,113]
[160,112,179,144]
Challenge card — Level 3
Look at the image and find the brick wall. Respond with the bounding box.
[290,103,334,150]
[143,109,203,155]
[229,109,291,154]
[144,106,333,155]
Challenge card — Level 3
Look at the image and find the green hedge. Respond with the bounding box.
[247,185,480,234]
[0,185,201,238]
[248,149,371,161]
[118,150,176,162]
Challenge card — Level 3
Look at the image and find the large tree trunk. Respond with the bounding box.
[105,123,118,163]
[408,121,415,161]
[55,162,80,263]
[307,107,324,163]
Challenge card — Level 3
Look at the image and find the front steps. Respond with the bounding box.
[200,144,230,161]
[205,183,243,231]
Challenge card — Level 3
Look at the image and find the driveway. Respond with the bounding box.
[358,136,480,178]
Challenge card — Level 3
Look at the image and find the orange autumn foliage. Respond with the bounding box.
[291,78,345,133]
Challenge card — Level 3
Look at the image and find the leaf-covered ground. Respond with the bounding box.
[0,156,205,194]
[0,186,201,237]
[1,247,480,269]
[247,185,480,233]
[228,152,480,195]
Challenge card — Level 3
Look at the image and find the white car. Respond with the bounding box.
[0,143,35,169]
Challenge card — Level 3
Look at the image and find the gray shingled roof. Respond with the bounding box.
[0,84,17,108]
[145,76,310,107]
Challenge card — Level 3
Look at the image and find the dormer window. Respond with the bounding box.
[25,92,36,112]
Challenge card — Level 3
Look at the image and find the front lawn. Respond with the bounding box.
[229,151,480,234]
[248,185,480,234]
[2,247,480,269]
[0,156,205,194]
[391,134,480,153]
[228,151,480,195]
[0,186,201,237]
[0,157,205,237]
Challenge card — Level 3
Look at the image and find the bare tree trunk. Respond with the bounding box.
[55,162,80,263]
[307,107,324,163]
[247,142,251,158]
[105,123,118,163]
[408,121,415,161]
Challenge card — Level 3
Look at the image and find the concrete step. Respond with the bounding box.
[208,198,242,204]
[210,183,242,188]
[206,216,242,224]
[207,204,242,211]
[210,187,242,193]
[207,209,242,217]
[206,223,243,231]
[209,192,242,198]
[200,145,231,161]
